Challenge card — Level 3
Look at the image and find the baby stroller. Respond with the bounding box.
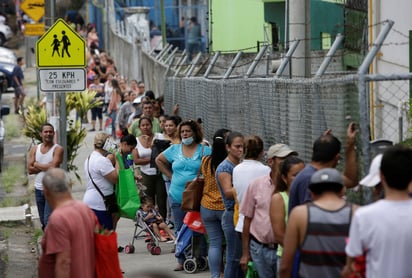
[175,224,208,274]
[124,209,162,255]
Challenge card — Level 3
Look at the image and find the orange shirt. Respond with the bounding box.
[200,156,225,210]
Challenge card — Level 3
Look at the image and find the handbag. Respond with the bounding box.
[115,152,141,219]
[183,211,206,234]
[87,156,119,215]
[181,146,205,211]
[94,221,123,278]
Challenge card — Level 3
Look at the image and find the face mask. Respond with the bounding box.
[182,136,194,145]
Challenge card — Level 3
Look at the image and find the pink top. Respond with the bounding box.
[240,174,276,244]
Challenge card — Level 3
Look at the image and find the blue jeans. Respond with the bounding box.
[200,206,224,278]
[221,210,244,278]
[171,199,187,265]
[35,189,51,231]
[249,239,277,278]
[108,110,117,137]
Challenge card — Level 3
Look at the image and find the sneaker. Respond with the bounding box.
[89,128,96,132]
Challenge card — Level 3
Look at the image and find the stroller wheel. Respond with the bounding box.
[151,246,161,255]
[197,256,208,271]
[125,245,135,254]
[183,258,197,274]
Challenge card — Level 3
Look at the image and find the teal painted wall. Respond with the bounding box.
[210,0,266,53]
[263,0,344,50]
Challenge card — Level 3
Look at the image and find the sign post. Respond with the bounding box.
[36,18,87,170]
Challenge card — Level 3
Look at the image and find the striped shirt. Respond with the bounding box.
[299,202,352,277]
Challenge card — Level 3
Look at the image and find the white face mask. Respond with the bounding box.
[181,136,194,145]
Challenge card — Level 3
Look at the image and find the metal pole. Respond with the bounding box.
[358,20,394,74]
[59,94,67,170]
[315,33,344,77]
[275,39,299,77]
[223,51,242,79]
[245,45,268,78]
[186,52,202,77]
[160,0,166,47]
[204,51,220,78]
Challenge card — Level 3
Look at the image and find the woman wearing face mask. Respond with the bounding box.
[156,119,211,271]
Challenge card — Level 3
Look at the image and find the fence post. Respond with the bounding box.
[358,20,394,74]
[158,44,174,61]
[204,51,220,78]
[275,40,299,77]
[164,47,179,64]
[315,33,344,77]
[186,52,202,77]
[223,51,243,79]
[245,45,269,78]
[155,43,170,60]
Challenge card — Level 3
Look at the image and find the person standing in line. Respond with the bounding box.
[156,119,211,271]
[200,128,231,278]
[28,123,64,231]
[84,133,119,230]
[12,57,26,114]
[38,168,96,278]
[269,156,305,275]
[343,145,412,278]
[215,131,244,278]
[133,116,166,219]
[240,144,298,277]
[88,74,105,132]
[107,78,122,138]
[233,135,271,235]
[186,16,201,62]
[280,168,357,278]
[288,123,358,213]
[116,91,137,135]
[129,101,162,137]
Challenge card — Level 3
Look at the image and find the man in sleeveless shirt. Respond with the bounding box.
[28,123,64,230]
[280,168,357,278]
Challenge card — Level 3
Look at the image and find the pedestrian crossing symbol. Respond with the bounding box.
[36,18,86,68]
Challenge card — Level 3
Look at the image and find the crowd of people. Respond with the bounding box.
[28,21,412,278]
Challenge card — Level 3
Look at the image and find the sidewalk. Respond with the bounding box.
[0,54,212,277]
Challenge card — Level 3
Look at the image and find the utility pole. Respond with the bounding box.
[289,0,310,77]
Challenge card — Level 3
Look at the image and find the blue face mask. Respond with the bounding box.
[181,136,194,145]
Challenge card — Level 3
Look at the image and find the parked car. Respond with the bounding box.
[0,22,12,46]
[0,46,16,92]
[0,71,10,172]
[0,46,16,64]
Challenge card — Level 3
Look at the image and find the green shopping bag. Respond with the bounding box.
[246,261,259,278]
[115,152,140,219]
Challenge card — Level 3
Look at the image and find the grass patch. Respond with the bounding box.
[1,164,26,193]
[31,228,43,245]
[4,114,21,140]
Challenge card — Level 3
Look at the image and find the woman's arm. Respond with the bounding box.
[217,172,234,199]
[270,193,286,246]
[133,146,151,165]
[155,153,172,180]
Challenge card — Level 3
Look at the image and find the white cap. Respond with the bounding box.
[359,154,383,187]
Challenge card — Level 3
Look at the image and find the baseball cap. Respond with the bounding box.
[133,95,143,105]
[310,168,343,187]
[359,154,382,187]
[94,132,109,148]
[267,143,298,159]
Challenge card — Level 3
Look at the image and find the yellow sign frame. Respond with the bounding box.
[36,19,86,68]
[20,0,45,23]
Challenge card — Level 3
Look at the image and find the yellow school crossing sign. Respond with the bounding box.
[36,19,86,68]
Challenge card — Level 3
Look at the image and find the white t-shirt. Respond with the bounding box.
[346,199,412,278]
[83,151,116,211]
[136,133,163,175]
[232,159,270,232]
